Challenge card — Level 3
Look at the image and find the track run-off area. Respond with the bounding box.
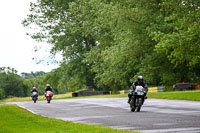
[7,98,200,133]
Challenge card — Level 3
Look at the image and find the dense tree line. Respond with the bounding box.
[21,71,45,79]
[0,67,67,99]
[27,68,67,95]
[23,0,200,92]
[0,67,31,99]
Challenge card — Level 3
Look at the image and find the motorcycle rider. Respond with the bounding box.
[128,76,148,106]
[44,84,53,97]
[45,84,53,92]
[31,87,38,93]
[31,87,38,96]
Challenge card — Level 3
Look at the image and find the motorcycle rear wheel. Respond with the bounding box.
[136,106,141,112]
[131,108,135,112]
[48,99,51,103]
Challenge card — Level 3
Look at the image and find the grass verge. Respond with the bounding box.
[0,93,128,104]
[83,90,200,101]
[0,105,136,133]
[0,93,72,104]
[1,90,200,104]
[147,90,200,101]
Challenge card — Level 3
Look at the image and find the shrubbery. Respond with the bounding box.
[0,67,31,99]
[0,88,5,99]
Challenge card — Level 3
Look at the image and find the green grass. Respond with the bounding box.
[1,90,200,104]
[0,93,128,104]
[0,105,137,133]
[0,93,72,104]
[76,94,127,98]
[147,90,200,101]
[69,91,200,101]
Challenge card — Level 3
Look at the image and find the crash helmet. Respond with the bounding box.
[32,86,37,90]
[137,76,143,81]
[46,84,50,87]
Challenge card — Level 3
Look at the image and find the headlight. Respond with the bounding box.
[137,92,144,95]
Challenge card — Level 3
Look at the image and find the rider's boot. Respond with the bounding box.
[127,98,131,103]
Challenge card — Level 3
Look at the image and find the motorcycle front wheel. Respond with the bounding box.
[130,100,135,112]
[136,98,143,112]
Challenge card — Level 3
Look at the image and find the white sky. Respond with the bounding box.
[0,0,60,74]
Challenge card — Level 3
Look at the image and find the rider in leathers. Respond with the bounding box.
[44,84,53,97]
[31,87,38,97]
[45,84,52,92]
[31,87,38,93]
[128,76,148,106]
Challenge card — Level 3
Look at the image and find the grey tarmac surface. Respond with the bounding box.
[8,98,200,133]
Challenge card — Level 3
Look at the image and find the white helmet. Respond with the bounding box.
[46,84,50,87]
[137,76,143,81]
[33,87,37,89]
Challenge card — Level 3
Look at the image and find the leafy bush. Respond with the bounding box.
[0,88,5,99]
[164,86,174,92]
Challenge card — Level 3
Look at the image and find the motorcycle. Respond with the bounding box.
[130,86,146,112]
[45,91,53,103]
[31,92,38,103]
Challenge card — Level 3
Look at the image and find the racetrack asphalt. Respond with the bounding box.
[7,98,200,133]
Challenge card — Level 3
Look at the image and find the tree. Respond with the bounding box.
[0,88,5,99]
[21,71,45,79]
[0,67,30,97]
[23,0,200,92]
[140,0,200,84]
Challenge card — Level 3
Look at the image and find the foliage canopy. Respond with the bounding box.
[22,0,200,91]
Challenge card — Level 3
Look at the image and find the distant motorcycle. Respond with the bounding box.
[31,92,38,103]
[45,91,53,103]
[130,86,146,112]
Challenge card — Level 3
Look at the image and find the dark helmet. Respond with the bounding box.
[137,76,143,81]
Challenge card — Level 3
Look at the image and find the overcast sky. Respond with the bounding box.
[0,0,60,74]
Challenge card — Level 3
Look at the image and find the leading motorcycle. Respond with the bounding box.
[130,86,146,112]
[31,91,38,103]
[45,91,53,103]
